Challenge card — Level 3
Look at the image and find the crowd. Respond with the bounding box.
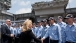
[1,14,76,43]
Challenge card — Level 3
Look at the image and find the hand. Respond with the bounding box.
[10,34,14,37]
[41,38,44,43]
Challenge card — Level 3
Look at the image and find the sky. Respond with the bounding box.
[7,0,76,14]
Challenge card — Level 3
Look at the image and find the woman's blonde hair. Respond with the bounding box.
[21,19,32,32]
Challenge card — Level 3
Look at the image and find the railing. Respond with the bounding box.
[66,8,76,13]
[1,11,13,16]
[11,20,25,22]
[15,13,34,17]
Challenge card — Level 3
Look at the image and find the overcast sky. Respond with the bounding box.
[7,0,76,14]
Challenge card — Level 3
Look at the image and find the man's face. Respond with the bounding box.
[66,18,73,23]
[38,22,41,26]
[58,18,62,22]
[6,20,11,25]
[74,20,76,23]
[49,20,54,24]
[33,24,36,28]
[43,22,47,26]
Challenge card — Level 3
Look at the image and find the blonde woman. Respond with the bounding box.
[19,19,41,43]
